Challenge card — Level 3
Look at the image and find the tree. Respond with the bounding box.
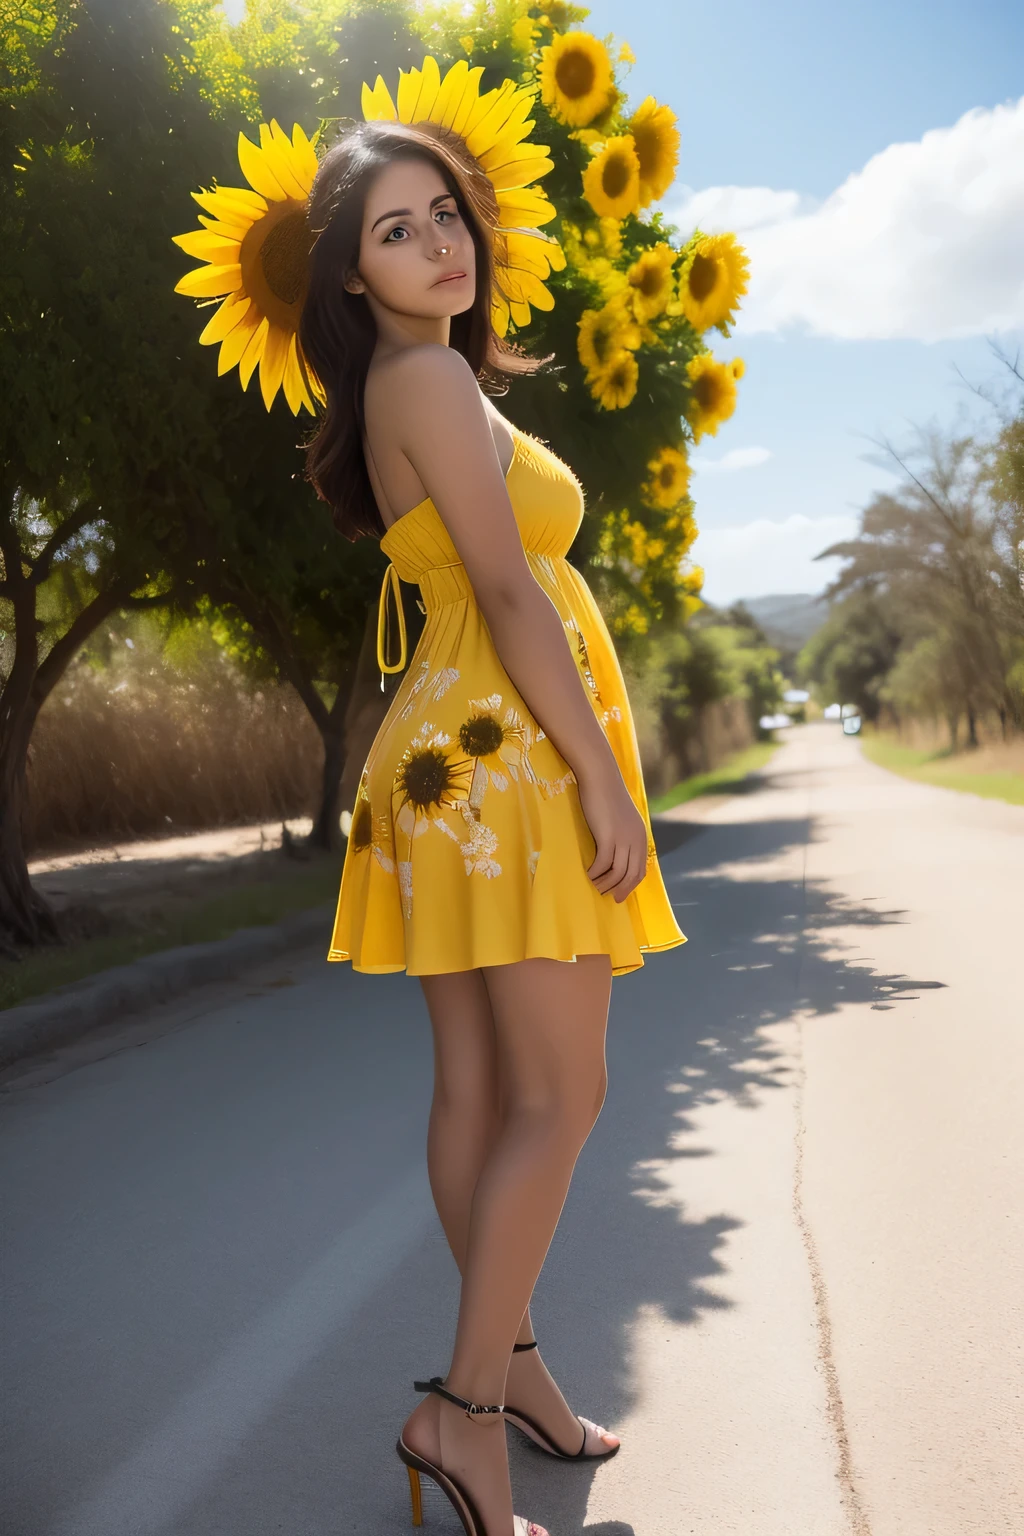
[798,592,903,725]
[815,426,1024,742]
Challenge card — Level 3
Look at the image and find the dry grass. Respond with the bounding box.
[862,731,1024,806]
[26,626,322,855]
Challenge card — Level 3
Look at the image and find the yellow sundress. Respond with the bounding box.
[328,425,687,977]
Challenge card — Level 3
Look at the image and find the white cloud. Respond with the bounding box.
[694,513,857,605]
[664,185,815,234]
[670,98,1024,342]
[691,446,773,475]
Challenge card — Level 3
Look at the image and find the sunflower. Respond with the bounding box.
[643,446,691,509]
[538,31,614,127]
[730,356,746,379]
[685,353,739,441]
[677,232,750,334]
[582,134,641,220]
[173,121,322,414]
[577,297,640,374]
[628,97,680,206]
[362,55,565,336]
[458,692,541,816]
[394,725,474,819]
[626,243,676,322]
[589,351,639,411]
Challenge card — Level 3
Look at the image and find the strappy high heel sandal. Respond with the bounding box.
[502,1341,620,1461]
[396,1376,548,1535]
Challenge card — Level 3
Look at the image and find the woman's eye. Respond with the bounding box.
[436,208,456,223]
[384,226,408,242]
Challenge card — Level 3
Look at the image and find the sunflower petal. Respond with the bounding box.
[237,131,288,202]
[448,66,490,136]
[263,120,313,199]
[397,55,440,124]
[172,228,241,263]
[509,298,533,328]
[281,333,308,415]
[486,157,555,192]
[491,293,511,337]
[503,231,558,278]
[290,122,320,186]
[217,304,261,374]
[192,187,266,224]
[466,78,528,136]
[361,76,398,121]
[199,292,250,345]
[496,187,557,229]
[195,214,253,241]
[238,316,269,390]
[434,60,472,129]
[464,86,534,155]
[174,263,243,298]
[259,323,290,410]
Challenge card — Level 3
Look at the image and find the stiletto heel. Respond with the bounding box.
[406,1463,423,1526]
[503,1339,620,1461]
[396,1378,548,1536]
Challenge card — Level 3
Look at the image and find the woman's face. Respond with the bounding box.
[345,155,477,321]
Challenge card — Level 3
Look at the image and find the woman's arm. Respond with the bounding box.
[380,344,647,901]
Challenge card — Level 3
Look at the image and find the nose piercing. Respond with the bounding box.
[438,244,451,255]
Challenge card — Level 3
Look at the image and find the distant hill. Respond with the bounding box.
[737,593,831,654]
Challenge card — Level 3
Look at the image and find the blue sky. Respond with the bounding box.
[583,0,1024,600]
[222,0,1023,602]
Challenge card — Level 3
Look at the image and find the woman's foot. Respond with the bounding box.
[505,1344,620,1457]
[401,1392,549,1536]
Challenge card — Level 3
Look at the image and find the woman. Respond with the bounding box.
[300,117,686,1536]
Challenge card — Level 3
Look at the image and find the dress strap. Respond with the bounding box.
[376,561,408,684]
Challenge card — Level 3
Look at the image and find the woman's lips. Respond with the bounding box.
[434,270,468,285]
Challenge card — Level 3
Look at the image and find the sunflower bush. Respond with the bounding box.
[411,0,750,637]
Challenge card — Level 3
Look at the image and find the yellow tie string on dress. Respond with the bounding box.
[377,562,408,688]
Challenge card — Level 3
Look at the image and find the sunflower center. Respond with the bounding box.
[659,464,676,488]
[594,320,615,363]
[399,747,454,810]
[632,125,657,178]
[635,264,662,298]
[687,252,719,303]
[459,714,505,758]
[260,211,311,305]
[555,48,596,100]
[693,373,722,412]
[602,152,631,201]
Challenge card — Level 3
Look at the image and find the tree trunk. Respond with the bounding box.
[0,570,131,951]
[966,704,979,748]
[0,713,60,954]
[309,702,348,852]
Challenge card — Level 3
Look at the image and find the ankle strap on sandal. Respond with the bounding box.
[413,1376,504,1419]
[512,1340,538,1353]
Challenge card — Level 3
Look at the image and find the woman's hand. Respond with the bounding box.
[576,761,649,903]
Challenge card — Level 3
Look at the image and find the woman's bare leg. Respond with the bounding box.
[403,954,612,1534]
[417,966,619,1457]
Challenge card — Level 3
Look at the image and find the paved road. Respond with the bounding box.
[2,725,1021,1536]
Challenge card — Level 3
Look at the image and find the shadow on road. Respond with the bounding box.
[3,808,946,1536]
[307,812,945,1535]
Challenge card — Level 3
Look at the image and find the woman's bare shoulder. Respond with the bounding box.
[366,344,477,408]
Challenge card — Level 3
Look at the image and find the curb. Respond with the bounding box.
[0,904,333,1072]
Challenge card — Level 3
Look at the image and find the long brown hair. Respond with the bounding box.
[300,119,543,540]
